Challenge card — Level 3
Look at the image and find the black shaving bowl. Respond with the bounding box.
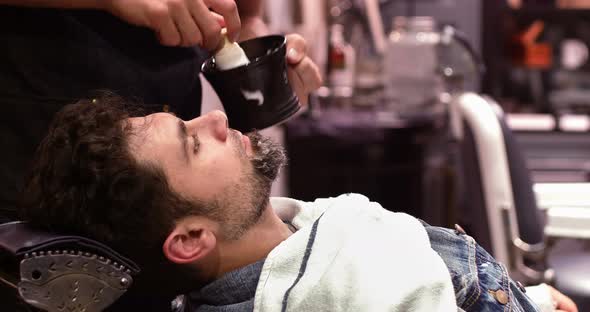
[201,35,300,132]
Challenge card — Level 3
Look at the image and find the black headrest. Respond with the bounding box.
[0,221,141,312]
[0,221,140,274]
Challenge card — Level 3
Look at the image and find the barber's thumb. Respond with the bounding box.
[287,48,302,64]
[211,12,239,42]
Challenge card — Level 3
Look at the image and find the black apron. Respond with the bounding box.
[0,7,208,221]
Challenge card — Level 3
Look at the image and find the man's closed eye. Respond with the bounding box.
[192,135,200,154]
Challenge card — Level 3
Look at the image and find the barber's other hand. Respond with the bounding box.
[104,0,240,49]
[548,285,578,312]
[285,34,323,108]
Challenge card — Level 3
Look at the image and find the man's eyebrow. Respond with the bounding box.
[177,119,190,163]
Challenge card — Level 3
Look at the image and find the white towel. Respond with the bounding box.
[254,194,457,311]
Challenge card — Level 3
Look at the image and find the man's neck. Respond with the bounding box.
[215,203,292,277]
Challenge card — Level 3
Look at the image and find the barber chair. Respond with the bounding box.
[0,221,140,311]
[453,92,590,310]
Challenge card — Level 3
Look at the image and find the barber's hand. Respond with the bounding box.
[548,285,578,312]
[104,0,240,49]
[285,34,323,108]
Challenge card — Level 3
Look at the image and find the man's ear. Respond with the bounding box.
[162,220,217,264]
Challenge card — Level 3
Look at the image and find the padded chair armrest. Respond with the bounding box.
[511,237,555,284]
[513,238,545,258]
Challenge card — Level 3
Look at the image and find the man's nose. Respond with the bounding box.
[203,110,228,142]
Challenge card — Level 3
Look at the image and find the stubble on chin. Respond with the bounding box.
[215,132,287,241]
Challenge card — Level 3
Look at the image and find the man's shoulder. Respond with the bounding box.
[271,193,425,237]
[270,194,428,250]
[271,193,375,226]
[316,193,422,225]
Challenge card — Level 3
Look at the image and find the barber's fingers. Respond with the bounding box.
[287,58,323,107]
[152,9,182,46]
[292,57,323,91]
[209,11,226,28]
[286,33,322,90]
[184,0,223,51]
[151,0,231,49]
[149,0,198,47]
[173,3,203,46]
[203,0,241,41]
[285,34,308,65]
[287,67,308,107]
[284,33,323,107]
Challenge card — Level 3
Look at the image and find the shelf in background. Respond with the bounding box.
[508,7,590,20]
[506,113,590,132]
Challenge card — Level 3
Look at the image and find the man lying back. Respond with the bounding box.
[20,95,576,312]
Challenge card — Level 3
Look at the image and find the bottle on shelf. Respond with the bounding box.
[327,23,356,99]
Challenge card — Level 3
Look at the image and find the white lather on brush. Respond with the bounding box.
[214,28,250,70]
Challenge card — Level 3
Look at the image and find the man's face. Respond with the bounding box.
[127,110,285,240]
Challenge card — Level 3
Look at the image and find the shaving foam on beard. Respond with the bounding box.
[214,28,250,70]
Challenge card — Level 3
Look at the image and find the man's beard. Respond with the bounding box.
[214,132,287,241]
[247,132,287,182]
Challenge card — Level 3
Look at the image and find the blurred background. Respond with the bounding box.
[202,0,590,308]
[0,0,588,310]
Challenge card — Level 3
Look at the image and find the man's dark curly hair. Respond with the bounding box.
[19,95,202,267]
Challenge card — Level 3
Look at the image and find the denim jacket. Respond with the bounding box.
[424,223,541,312]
